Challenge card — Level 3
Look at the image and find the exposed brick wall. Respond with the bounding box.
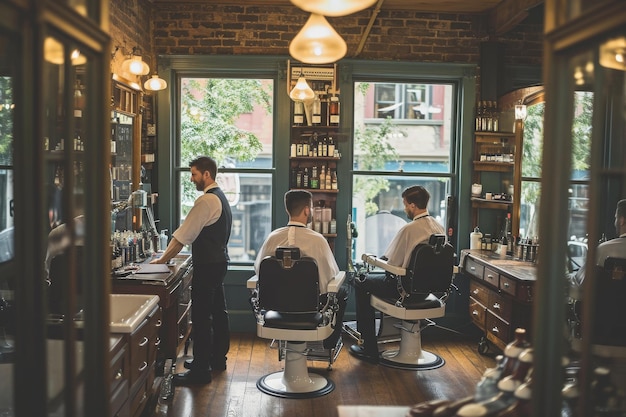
[109,0,153,79]
[149,4,543,66]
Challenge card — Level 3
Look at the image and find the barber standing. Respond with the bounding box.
[151,156,232,385]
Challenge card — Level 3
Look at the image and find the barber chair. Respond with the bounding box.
[360,234,456,370]
[248,247,346,398]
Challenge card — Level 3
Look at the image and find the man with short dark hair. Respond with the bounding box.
[255,189,347,349]
[350,185,445,363]
[152,156,232,385]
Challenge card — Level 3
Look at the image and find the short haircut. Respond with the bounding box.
[189,156,217,179]
[402,185,430,209]
[285,190,312,216]
[617,199,626,219]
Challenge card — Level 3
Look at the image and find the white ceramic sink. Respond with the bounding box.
[110,294,160,333]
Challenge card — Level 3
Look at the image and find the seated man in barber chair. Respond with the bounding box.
[350,185,445,363]
[254,189,348,350]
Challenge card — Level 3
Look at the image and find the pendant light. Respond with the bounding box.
[290,0,377,17]
[289,14,347,64]
[289,74,315,102]
[144,74,167,91]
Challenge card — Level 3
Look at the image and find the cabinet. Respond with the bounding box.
[109,336,130,417]
[462,249,534,352]
[112,254,193,362]
[471,130,521,237]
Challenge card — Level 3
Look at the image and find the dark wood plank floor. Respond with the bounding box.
[148,329,496,417]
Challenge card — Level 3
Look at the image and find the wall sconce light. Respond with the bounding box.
[515,102,527,121]
[289,73,315,101]
[289,13,347,64]
[121,47,150,76]
[289,0,377,16]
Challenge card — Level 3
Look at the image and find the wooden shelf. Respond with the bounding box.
[473,161,514,172]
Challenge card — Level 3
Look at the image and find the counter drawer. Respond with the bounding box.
[499,275,518,297]
[469,296,486,329]
[488,290,513,322]
[469,280,490,305]
[483,266,499,287]
[110,343,129,396]
[486,311,511,348]
[110,379,129,417]
[464,257,484,280]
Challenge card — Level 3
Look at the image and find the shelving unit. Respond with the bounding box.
[471,130,521,237]
[287,61,341,252]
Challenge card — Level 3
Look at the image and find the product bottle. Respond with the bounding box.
[303,167,309,188]
[329,96,340,125]
[474,355,505,402]
[328,136,336,157]
[159,229,168,251]
[470,227,483,250]
[500,328,531,379]
[325,167,331,189]
[312,95,322,125]
[319,165,326,190]
[331,169,338,190]
[293,100,304,126]
[310,165,319,189]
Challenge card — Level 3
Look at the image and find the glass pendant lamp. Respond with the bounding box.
[289,14,347,64]
[290,0,377,16]
[289,75,315,101]
[144,74,167,91]
[121,48,150,76]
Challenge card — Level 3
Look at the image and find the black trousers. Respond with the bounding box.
[353,272,399,354]
[190,262,230,371]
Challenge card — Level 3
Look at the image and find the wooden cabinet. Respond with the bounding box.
[471,130,521,237]
[112,254,193,361]
[462,249,534,353]
[109,336,130,417]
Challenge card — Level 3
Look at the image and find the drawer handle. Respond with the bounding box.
[492,303,501,310]
[472,289,479,295]
[492,326,499,333]
[470,266,476,271]
[139,337,149,347]
[503,282,510,288]
[138,361,148,371]
[472,310,479,316]
[487,274,495,280]
[155,338,161,347]
[114,369,123,380]
[156,319,162,328]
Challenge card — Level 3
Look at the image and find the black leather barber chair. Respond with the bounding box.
[360,234,456,370]
[248,247,346,398]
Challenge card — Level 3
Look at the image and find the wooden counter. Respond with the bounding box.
[460,249,536,352]
[112,254,193,362]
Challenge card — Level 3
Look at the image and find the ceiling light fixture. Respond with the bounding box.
[289,13,347,64]
[289,0,377,16]
[515,101,527,121]
[600,37,626,71]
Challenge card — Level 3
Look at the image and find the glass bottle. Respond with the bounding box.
[319,165,326,190]
[331,169,338,190]
[312,95,322,125]
[328,136,336,157]
[500,328,531,379]
[293,100,304,126]
[590,366,619,416]
[329,96,340,125]
[474,355,505,402]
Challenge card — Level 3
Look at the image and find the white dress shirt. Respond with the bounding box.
[172,183,223,246]
[383,211,445,268]
[254,221,340,294]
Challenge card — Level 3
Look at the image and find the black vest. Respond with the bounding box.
[191,187,232,264]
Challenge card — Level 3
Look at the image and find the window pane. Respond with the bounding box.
[178,171,272,263]
[352,175,449,259]
[178,77,274,264]
[354,82,452,173]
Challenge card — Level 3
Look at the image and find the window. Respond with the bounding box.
[178,78,274,263]
[352,81,454,258]
[0,75,13,262]
[520,92,591,241]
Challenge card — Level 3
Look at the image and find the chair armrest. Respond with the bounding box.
[327,271,346,293]
[247,275,258,290]
[361,254,406,276]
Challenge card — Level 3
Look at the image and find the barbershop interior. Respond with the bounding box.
[1,0,626,416]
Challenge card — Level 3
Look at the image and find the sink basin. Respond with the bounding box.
[110,294,160,333]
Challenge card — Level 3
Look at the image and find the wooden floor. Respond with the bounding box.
[149,328,496,417]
